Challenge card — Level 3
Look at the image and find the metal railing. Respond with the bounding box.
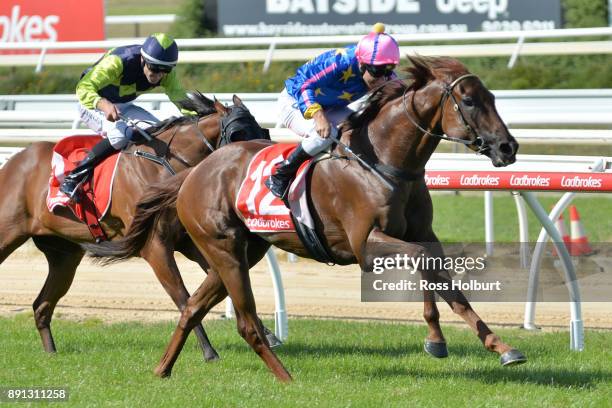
[2,90,612,132]
[1,26,611,71]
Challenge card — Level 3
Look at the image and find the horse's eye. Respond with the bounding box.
[463,97,474,107]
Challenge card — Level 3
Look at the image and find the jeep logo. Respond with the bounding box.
[436,0,509,20]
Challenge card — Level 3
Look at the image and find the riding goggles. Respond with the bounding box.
[363,64,395,78]
[146,62,173,74]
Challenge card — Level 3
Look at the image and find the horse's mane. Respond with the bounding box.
[345,55,470,132]
[147,91,217,135]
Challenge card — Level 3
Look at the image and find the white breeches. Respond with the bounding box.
[276,88,356,156]
[78,102,159,149]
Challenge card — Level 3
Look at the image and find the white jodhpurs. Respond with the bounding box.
[276,88,355,156]
[78,102,159,149]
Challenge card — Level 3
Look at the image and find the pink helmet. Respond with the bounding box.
[356,23,400,66]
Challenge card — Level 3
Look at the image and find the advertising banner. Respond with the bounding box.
[211,0,562,36]
[0,0,105,52]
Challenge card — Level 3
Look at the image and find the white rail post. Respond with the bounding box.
[523,192,574,331]
[266,249,288,341]
[223,249,288,342]
[263,38,277,73]
[508,35,525,68]
[512,192,530,268]
[35,47,48,73]
[521,192,584,351]
[224,297,235,319]
[523,158,605,341]
[484,191,494,256]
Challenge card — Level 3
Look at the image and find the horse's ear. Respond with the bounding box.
[213,97,228,114]
[232,94,244,107]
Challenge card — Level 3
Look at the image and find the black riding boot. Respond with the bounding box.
[59,138,117,201]
[265,144,311,200]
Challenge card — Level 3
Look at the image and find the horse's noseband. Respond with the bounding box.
[403,73,488,154]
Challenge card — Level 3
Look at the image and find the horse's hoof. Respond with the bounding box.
[154,366,172,378]
[424,339,448,358]
[204,351,221,363]
[500,349,527,366]
[263,326,283,349]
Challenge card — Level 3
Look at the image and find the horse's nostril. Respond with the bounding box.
[499,142,513,155]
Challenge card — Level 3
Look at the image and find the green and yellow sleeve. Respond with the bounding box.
[161,71,196,116]
[76,52,123,109]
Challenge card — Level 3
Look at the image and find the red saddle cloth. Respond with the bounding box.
[236,143,313,233]
[47,136,121,239]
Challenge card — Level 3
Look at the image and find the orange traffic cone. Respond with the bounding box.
[551,212,571,257]
[569,205,593,256]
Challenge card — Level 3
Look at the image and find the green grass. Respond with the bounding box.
[431,194,612,243]
[0,315,610,407]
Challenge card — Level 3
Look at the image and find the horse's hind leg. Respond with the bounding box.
[31,236,84,353]
[154,268,228,377]
[141,237,220,362]
[179,237,282,349]
[0,227,30,264]
[207,236,291,382]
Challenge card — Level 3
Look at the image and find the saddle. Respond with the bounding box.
[235,144,335,263]
[47,136,121,242]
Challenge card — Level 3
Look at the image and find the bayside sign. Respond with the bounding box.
[0,0,104,46]
[211,0,562,36]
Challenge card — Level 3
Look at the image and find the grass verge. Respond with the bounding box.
[1,315,610,407]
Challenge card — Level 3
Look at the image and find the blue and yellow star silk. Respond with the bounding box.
[285,45,368,119]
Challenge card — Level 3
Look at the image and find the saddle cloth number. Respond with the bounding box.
[246,154,289,216]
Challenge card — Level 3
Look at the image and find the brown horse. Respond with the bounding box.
[0,93,269,361]
[87,56,524,381]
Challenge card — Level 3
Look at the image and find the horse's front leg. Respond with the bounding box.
[363,229,526,366]
[363,229,447,358]
[433,266,527,365]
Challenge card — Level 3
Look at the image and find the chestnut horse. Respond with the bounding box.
[0,93,269,361]
[87,56,525,381]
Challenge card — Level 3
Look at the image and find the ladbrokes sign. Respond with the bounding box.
[210,0,562,36]
[0,0,104,50]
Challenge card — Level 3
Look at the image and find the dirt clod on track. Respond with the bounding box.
[1,247,611,330]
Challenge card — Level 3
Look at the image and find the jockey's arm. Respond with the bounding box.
[296,58,349,138]
[76,53,122,119]
[161,71,197,116]
[295,57,348,121]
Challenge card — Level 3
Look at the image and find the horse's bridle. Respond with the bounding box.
[191,116,216,153]
[401,73,489,154]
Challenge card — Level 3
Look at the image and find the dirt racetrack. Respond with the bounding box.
[1,244,611,331]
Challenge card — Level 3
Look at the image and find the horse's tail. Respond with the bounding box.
[83,170,191,264]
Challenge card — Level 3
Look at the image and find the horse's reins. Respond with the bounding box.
[332,74,488,190]
[118,115,180,174]
[401,73,489,154]
[118,114,154,142]
[191,116,216,153]
[330,135,396,190]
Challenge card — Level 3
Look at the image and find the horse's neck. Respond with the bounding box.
[368,87,442,173]
[128,115,218,174]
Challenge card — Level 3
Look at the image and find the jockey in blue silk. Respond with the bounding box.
[60,33,192,201]
[265,23,400,200]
